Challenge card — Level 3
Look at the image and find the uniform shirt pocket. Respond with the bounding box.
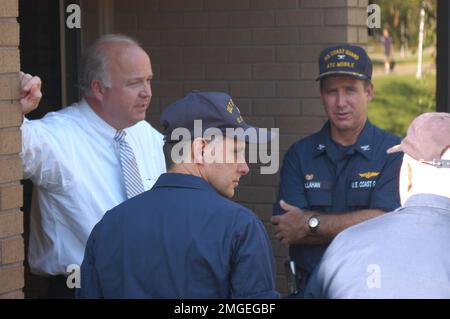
[306,190,332,211]
[347,188,372,209]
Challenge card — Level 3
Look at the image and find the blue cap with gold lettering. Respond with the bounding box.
[316,44,372,81]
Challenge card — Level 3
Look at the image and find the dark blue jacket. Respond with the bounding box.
[274,120,402,273]
[78,173,279,299]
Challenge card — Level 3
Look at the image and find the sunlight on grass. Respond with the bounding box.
[369,73,436,137]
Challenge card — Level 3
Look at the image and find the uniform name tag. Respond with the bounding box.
[351,180,376,189]
[305,182,321,189]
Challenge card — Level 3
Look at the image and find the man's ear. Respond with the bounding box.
[366,82,374,103]
[91,80,105,101]
[192,138,206,164]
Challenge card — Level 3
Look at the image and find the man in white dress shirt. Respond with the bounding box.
[19,34,166,298]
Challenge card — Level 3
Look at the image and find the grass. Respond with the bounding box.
[369,73,436,137]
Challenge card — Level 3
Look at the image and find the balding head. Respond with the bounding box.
[79,34,143,97]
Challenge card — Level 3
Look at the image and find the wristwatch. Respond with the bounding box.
[307,215,320,233]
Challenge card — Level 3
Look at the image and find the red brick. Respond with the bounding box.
[146,48,181,64]
[162,30,206,46]
[183,12,228,28]
[245,117,275,129]
[249,204,274,222]
[279,134,303,152]
[301,62,319,79]
[301,26,351,44]
[114,13,138,32]
[0,156,22,183]
[114,0,158,12]
[151,81,183,97]
[160,64,205,80]
[147,98,160,115]
[277,45,323,62]
[0,104,22,129]
[0,210,23,240]
[139,13,183,29]
[0,266,24,294]
[271,239,288,256]
[0,129,21,155]
[253,99,301,116]
[348,27,359,43]
[232,99,252,115]
[206,29,252,45]
[276,274,289,295]
[276,117,324,134]
[359,27,368,43]
[253,63,299,80]
[0,48,20,73]
[250,0,298,9]
[0,0,18,17]
[302,0,349,7]
[276,10,324,26]
[132,31,160,47]
[228,12,275,27]
[160,0,203,11]
[0,289,23,299]
[302,99,327,117]
[252,170,280,187]
[252,29,299,45]
[0,184,23,211]
[0,76,20,100]
[206,64,251,80]
[1,237,24,265]
[236,186,276,204]
[325,8,367,26]
[183,82,229,94]
[151,65,161,81]
[183,48,227,64]
[275,257,288,275]
[277,81,319,98]
[0,22,19,46]
[159,97,181,110]
[230,81,275,98]
[205,0,250,11]
[229,47,274,63]
[359,0,369,7]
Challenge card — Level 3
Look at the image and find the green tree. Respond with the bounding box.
[373,0,436,52]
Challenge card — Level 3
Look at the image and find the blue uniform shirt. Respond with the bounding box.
[304,194,450,298]
[78,173,279,299]
[273,120,402,273]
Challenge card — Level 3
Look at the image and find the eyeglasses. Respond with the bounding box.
[420,159,450,168]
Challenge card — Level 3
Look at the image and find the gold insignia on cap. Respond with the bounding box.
[305,174,314,181]
[226,99,238,114]
[359,172,380,179]
[236,116,243,123]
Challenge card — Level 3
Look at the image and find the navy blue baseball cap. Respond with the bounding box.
[160,91,273,144]
[316,44,372,81]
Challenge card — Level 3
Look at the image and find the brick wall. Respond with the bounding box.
[99,0,369,295]
[0,0,25,299]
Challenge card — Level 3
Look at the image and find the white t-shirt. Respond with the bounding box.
[21,99,166,275]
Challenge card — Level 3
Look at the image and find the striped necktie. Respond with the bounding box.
[114,130,145,199]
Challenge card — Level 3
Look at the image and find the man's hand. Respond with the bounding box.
[19,71,42,115]
[271,200,311,248]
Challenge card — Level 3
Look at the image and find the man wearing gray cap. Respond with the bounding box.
[304,112,450,298]
[78,91,279,299]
